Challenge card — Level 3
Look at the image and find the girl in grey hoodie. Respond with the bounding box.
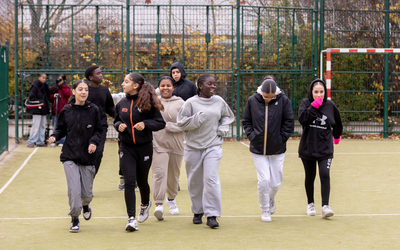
[177,74,234,228]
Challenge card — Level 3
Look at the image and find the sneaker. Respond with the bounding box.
[261,210,272,222]
[50,143,56,147]
[154,205,164,221]
[125,217,139,232]
[270,198,276,214]
[83,204,91,220]
[27,144,35,148]
[69,217,79,233]
[57,143,63,147]
[307,203,317,216]
[37,144,48,147]
[321,205,334,218]
[118,177,125,191]
[206,216,219,228]
[166,199,179,215]
[193,213,203,224]
[137,201,152,223]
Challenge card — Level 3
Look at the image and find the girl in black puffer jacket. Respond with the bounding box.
[242,79,294,222]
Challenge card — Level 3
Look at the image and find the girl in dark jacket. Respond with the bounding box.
[114,73,165,232]
[49,80,103,233]
[242,79,294,222]
[26,73,50,147]
[170,62,197,101]
[298,79,342,218]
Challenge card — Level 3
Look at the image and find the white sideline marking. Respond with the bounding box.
[1,214,400,220]
[0,147,39,195]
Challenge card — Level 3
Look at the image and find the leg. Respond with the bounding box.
[152,150,169,204]
[268,153,285,199]
[120,145,137,218]
[252,153,271,211]
[80,164,96,206]
[202,146,223,217]
[94,127,107,175]
[63,161,82,218]
[37,115,47,146]
[27,115,41,146]
[166,153,183,200]
[136,143,153,206]
[185,149,204,214]
[318,159,332,206]
[301,158,317,204]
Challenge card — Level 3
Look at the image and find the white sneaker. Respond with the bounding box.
[50,143,56,147]
[154,205,164,221]
[137,201,151,223]
[261,210,272,222]
[57,143,63,147]
[125,217,139,232]
[307,202,317,216]
[166,199,179,215]
[270,198,276,214]
[321,205,334,218]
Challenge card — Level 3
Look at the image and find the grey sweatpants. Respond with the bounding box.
[185,145,222,217]
[63,161,95,217]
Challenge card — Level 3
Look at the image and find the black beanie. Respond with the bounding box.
[261,79,277,94]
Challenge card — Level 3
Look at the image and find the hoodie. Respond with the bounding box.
[153,95,185,155]
[27,80,50,115]
[298,79,343,160]
[242,86,294,155]
[170,62,197,101]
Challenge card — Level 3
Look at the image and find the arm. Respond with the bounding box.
[280,97,295,142]
[61,84,72,99]
[165,122,183,133]
[177,102,204,131]
[298,99,319,126]
[113,103,123,132]
[50,109,67,141]
[89,108,103,146]
[242,98,256,141]
[142,108,166,132]
[217,101,235,137]
[105,90,116,117]
[332,104,343,139]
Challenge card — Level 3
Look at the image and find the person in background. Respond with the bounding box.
[114,73,165,232]
[242,78,294,222]
[169,62,197,101]
[152,76,185,221]
[177,74,234,229]
[26,73,50,148]
[49,74,72,146]
[298,79,343,218]
[49,80,103,233]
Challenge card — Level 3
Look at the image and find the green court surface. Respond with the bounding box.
[0,140,399,249]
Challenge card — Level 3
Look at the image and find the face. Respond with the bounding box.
[312,84,325,100]
[171,68,181,82]
[262,92,276,104]
[122,75,139,95]
[72,82,89,103]
[199,77,216,98]
[159,79,174,99]
[89,68,103,84]
[38,74,47,83]
[57,77,64,86]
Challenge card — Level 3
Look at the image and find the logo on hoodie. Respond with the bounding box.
[310,115,328,129]
[122,108,128,112]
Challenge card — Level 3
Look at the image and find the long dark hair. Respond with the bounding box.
[196,74,213,96]
[128,73,164,112]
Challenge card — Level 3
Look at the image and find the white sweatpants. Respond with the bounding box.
[185,145,222,217]
[252,153,285,211]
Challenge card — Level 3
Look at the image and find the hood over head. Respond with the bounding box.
[170,62,187,80]
[308,78,328,103]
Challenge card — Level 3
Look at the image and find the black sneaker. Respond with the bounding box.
[69,217,79,233]
[83,205,91,220]
[193,213,203,224]
[206,216,219,228]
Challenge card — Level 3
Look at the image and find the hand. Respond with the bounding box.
[311,97,323,109]
[119,123,127,132]
[88,144,97,154]
[48,136,56,144]
[103,80,112,88]
[333,136,341,145]
[134,122,145,131]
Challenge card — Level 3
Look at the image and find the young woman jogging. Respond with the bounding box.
[242,79,294,222]
[114,73,165,232]
[152,76,185,220]
[49,80,103,233]
[298,79,343,218]
[177,74,234,228]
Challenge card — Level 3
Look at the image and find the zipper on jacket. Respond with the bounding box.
[263,102,268,155]
[130,100,136,144]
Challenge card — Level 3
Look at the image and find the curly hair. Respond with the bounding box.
[128,73,164,113]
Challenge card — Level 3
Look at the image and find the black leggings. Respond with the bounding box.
[119,142,153,218]
[301,158,332,206]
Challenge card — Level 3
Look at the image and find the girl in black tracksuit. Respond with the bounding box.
[114,73,165,232]
[298,79,343,218]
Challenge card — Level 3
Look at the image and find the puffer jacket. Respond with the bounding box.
[170,62,197,101]
[27,80,50,115]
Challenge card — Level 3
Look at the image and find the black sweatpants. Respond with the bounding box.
[119,142,153,218]
[301,158,332,206]
[94,127,108,176]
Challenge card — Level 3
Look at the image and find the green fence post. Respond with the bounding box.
[71,6,74,71]
[206,6,210,70]
[156,5,161,74]
[320,0,324,53]
[292,9,296,110]
[314,0,318,78]
[277,8,280,71]
[236,0,241,141]
[132,5,135,71]
[95,6,99,65]
[14,0,19,143]
[383,0,390,138]
[46,5,50,70]
[256,7,261,84]
[126,0,130,72]
[182,6,185,65]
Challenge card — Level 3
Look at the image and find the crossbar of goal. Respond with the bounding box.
[320,48,400,100]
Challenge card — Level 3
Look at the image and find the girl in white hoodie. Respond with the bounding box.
[152,76,185,220]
